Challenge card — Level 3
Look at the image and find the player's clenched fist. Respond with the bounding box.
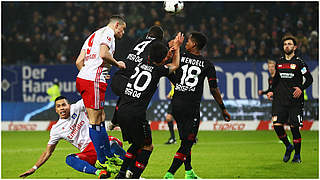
[117,61,126,69]
[222,109,231,122]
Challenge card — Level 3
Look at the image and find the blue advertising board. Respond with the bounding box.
[2,61,318,103]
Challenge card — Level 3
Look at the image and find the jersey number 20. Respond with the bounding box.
[129,66,152,91]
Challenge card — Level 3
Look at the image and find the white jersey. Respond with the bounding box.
[77,26,116,83]
[48,99,91,152]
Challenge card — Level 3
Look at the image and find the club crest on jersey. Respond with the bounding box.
[71,113,77,119]
[107,36,111,42]
[290,64,296,69]
[301,67,307,74]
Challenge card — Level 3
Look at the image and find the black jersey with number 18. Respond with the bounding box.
[171,51,217,105]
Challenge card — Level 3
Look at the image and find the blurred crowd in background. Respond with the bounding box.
[2,2,318,65]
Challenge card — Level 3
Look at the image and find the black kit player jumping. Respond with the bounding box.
[111,32,184,179]
[267,35,313,163]
[164,32,231,179]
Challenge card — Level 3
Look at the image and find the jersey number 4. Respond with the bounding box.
[87,33,96,54]
[133,40,152,55]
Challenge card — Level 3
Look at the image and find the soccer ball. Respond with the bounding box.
[163,1,184,14]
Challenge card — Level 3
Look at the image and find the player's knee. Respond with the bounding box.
[65,154,77,166]
[142,144,154,151]
[101,110,106,122]
[178,140,193,155]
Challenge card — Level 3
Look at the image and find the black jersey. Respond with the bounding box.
[272,55,313,106]
[111,36,161,96]
[120,36,161,77]
[118,62,170,114]
[171,51,218,105]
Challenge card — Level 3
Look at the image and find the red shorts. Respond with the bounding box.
[76,77,107,109]
[75,142,97,166]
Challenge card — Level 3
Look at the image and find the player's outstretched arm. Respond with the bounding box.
[76,49,86,71]
[210,87,231,122]
[19,144,57,178]
[167,32,184,73]
[100,44,126,69]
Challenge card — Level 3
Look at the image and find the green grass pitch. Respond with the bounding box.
[1,130,319,179]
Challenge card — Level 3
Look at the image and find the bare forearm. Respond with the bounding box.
[168,48,180,73]
[76,50,86,71]
[210,87,225,110]
[101,53,119,67]
[34,151,52,168]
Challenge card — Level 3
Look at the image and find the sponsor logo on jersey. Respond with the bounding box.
[71,113,77,119]
[290,64,296,69]
[301,67,307,74]
[280,72,294,78]
[100,101,104,108]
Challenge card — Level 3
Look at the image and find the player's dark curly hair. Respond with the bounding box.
[55,96,68,105]
[147,25,164,40]
[149,41,168,64]
[281,35,297,46]
[190,32,207,50]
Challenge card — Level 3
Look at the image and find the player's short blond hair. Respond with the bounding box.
[267,60,276,65]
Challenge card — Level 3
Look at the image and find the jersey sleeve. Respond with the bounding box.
[158,65,170,77]
[206,62,218,88]
[100,29,114,49]
[73,99,86,112]
[48,127,61,145]
[81,38,89,51]
[299,58,313,90]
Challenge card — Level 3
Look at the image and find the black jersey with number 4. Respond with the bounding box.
[171,51,217,105]
[111,37,161,96]
[272,55,313,106]
[118,62,170,114]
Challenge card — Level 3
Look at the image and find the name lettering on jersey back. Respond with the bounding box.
[181,57,204,67]
[140,64,154,72]
[67,120,85,139]
[127,53,143,63]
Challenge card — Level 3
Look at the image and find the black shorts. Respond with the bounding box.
[272,104,303,127]
[172,101,200,142]
[117,109,152,147]
[111,73,129,96]
[167,101,173,114]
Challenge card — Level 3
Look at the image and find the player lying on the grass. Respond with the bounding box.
[19,96,126,179]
